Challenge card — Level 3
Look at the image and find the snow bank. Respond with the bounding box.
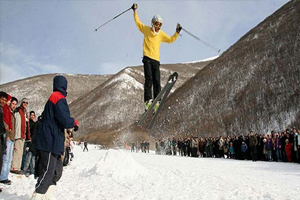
[184,55,219,64]
[1,145,300,200]
[85,149,148,180]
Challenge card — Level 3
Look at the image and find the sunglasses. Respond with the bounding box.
[23,102,28,105]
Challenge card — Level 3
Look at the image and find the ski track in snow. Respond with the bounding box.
[1,145,300,200]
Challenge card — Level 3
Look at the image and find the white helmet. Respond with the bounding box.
[151,15,163,26]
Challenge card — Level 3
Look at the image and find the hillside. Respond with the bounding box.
[68,61,211,145]
[150,0,300,138]
[0,60,212,146]
[0,74,112,115]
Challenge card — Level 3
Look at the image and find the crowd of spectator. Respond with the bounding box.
[1,89,299,196]
[0,91,75,193]
[152,129,300,164]
[131,141,150,153]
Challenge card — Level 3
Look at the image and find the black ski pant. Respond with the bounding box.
[83,146,88,152]
[35,150,63,194]
[142,56,161,102]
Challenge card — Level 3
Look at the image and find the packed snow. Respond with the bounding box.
[104,72,143,90]
[1,144,300,200]
[183,55,219,64]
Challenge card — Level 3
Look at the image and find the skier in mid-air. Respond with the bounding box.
[132,3,182,112]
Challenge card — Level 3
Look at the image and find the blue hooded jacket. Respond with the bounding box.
[35,75,75,155]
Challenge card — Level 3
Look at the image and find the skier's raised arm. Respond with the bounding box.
[161,23,182,43]
[132,3,145,32]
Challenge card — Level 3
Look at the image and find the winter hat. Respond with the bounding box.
[7,94,11,101]
[21,98,28,104]
[263,138,267,143]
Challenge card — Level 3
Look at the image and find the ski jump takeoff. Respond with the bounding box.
[132,3,182,113]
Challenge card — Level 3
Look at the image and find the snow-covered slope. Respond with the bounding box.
[69,61,209,139]
[152,0,300,137]
[0,74,112,116]
[1,145,300,200]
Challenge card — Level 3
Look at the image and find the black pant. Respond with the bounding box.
[83,146,88,152]
[251,146,258,161]
[142,56,161,102]
[35,150,63,194]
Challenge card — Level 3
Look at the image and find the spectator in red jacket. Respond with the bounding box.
[285,139,292,162]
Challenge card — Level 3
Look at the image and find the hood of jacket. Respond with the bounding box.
[53,75,68,97]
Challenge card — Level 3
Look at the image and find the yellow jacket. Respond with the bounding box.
[134,11,179,62]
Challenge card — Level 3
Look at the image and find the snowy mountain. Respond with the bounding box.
[68,61,210,146]
[0,74,112,116]
[0,60,211,146]
[150,0,300,138]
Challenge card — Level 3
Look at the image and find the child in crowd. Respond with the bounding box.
[284,139,292,162]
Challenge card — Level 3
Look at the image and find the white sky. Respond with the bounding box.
[0,0,290,84]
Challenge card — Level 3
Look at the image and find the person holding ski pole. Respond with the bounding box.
[131,3,182,112]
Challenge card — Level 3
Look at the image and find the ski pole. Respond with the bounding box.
[182,27,221,53]
[95,7,132,31]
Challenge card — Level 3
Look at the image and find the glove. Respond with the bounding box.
[74,119,79,132]
[131,3,138,11]
[176,23,182,33]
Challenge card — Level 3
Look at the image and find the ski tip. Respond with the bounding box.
[169,72,178,82]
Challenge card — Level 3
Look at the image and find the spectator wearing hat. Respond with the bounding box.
[31,75,79,200]
[11,98,30,174]
[241,141,248,160]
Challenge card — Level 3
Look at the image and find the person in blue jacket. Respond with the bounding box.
[31,75,79,200]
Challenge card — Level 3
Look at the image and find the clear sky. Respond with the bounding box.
[0,0,290,84]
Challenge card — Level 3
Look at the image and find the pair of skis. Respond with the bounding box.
[138,72,178,129]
